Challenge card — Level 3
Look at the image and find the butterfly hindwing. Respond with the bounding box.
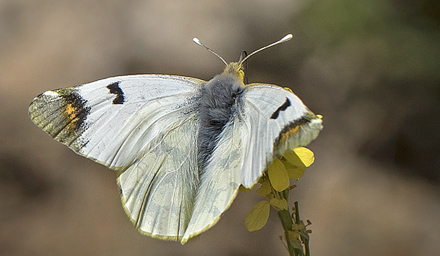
[118,114,200,240]
[181,118,244,243]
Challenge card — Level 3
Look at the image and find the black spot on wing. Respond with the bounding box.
[270,98,291,119]
[107,82,125,104]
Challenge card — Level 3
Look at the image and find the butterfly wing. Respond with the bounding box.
[239,83,323,187]
[117,111,201,241]
[180,83,322,243]
[29,75,203,169]
[29,75,205,241]
[181,117,244,243]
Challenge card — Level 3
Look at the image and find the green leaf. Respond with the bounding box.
[245,201,271,231]
[256,178,272,196]
[270,198,288,210]
[268,158,290,192]
[283,161,306,179]
[283,150,305,166]
[282,151,306,179]
[239,185,252,193]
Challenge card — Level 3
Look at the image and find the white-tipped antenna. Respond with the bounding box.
[239,34,293,65]
[193,38,228,66]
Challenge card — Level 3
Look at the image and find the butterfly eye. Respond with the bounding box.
[239,69,245,81]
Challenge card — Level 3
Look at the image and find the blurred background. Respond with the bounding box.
[1,0,439,255]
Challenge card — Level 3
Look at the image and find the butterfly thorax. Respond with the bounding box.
[197,70,245,171]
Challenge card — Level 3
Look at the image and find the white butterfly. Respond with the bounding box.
[29,34,322,244]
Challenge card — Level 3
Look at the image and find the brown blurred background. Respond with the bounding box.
[1,0,439,255]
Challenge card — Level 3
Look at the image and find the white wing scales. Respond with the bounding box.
[239,84,322,187]
[118,116,200,240]
[72,75,202,169]
[181,120,244,243]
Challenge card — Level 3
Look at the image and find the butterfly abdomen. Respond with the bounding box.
[197,74,244,170]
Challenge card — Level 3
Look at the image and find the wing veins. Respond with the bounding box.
[134,156,167,227]
[105,97,194,167]
[243,99,270,119]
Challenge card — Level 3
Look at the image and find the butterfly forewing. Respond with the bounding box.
[30,75,204,169]
[239,84,322,188]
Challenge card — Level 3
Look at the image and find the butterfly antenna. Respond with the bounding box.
[239,50,249,84]
[193,38,228,66]
[239,34,293,65]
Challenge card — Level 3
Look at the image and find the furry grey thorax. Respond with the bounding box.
[197,73,245,171]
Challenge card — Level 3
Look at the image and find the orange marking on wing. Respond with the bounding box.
[278,126,300,145]
[64,103,80,130]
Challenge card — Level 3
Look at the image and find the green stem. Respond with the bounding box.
[277,191,304,256]
[277,208,295,255]
[293,202,300,223]
[293,201,310,256]
[304,238,310,256]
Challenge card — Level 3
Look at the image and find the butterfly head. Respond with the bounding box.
[222,62,245,83]
[193,34,293,84]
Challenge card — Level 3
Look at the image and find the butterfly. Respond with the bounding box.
[28,34,322,244]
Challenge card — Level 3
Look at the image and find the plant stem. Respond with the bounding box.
[293,202,311,256]
[277,208,295,255]
[277,190,304,256]
[293,201,300,224]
